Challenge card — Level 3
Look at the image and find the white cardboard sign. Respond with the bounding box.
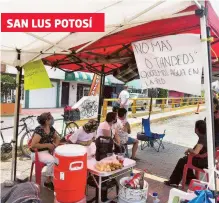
[72,96,99,119]
[132,34,204,95]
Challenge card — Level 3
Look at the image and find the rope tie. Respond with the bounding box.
[201,37,218,62]
[201,37,214,42]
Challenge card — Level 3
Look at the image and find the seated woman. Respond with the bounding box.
[164,120,207,187]
[90,112,119,202]
[30,112,60,191]
[96,112,120,143]
[64,119,98,157]
[204,97,219,147]
[213,98,219,147]
[114,108,139,160]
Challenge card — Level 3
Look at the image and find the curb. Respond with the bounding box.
[128,104,202,119]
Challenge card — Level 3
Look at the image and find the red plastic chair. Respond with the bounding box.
[29,139,46,186]
[182,147,219,189]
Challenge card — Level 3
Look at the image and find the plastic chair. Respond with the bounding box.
[137,118,165,152]
[30,149,46,185]
[29,138,46,186]
[182,147,219,189]
[168,188,197,203]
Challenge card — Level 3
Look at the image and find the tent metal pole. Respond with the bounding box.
[11,50,22,181]
[97,66,105,123]
[193,0,201,9]
[0,49,70,55]
[199,1,216,194]
[105,11,195,29]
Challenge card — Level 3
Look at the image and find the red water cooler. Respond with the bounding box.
[54,144,87,203]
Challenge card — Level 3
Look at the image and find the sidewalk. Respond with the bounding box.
[1,142,186,203]
[21,108,63,115]
[0,112,205,202]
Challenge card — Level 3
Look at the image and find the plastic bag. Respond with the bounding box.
[86,142,96,158]
[188,190,213,203]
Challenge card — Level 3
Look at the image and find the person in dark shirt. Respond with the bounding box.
[30,112,60,191]
[164,120,207,187]
[213,98,219,147]
[204,97,219,147]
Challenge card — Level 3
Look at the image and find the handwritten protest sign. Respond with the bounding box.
[23,60,52,90]
[132,34,204,95]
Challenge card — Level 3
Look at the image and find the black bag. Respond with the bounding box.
[95,136,113,161]
[113,142,125,154]
[64,108,80,121]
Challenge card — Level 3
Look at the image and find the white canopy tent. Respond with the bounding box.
[1,0,196,67]
[0,0,218,200]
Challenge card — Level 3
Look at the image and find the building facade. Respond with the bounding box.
[1,65,125,109]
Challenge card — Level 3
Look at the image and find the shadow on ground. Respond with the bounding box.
[1,141,187,203]
[135,141,187,178]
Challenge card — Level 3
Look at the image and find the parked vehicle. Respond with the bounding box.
[128,93,148,111]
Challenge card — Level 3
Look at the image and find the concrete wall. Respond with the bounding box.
[29,81,57,108]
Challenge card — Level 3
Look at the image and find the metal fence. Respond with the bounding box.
[102,97,205,118]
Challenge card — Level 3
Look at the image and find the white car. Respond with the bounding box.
[128,93,148,111]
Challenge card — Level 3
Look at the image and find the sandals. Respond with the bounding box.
[164,180,179,188]
[131,157,140,161]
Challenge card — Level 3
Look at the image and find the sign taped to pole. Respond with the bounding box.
[132,34,204,95]
[23,60,52,90]
[89,74,101,96]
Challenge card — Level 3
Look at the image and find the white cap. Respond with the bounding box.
[55,144,87,157]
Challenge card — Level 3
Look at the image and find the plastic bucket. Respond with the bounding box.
[118,177,148,203]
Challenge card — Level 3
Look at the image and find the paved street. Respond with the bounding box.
[0,111,207,202]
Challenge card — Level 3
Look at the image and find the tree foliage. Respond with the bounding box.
[158,88,168,98]
[0,74,16,100]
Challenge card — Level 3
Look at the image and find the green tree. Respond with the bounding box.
[158,88,168,98]
[0,74,16,102]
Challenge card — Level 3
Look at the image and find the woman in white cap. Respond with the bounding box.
[65,119,98,157]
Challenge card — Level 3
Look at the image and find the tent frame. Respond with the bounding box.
[11,49,23,182]
[195,0,216,197]
[8,3,218,200]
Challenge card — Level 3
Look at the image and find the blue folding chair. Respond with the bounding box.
[137,118,165,152]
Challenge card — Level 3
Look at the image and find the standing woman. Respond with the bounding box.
[30,112,60,191]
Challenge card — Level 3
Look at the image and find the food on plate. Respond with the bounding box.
[95,161,123,172]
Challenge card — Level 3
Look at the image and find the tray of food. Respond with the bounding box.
[94,155,124,172]
[95,161,123,172]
